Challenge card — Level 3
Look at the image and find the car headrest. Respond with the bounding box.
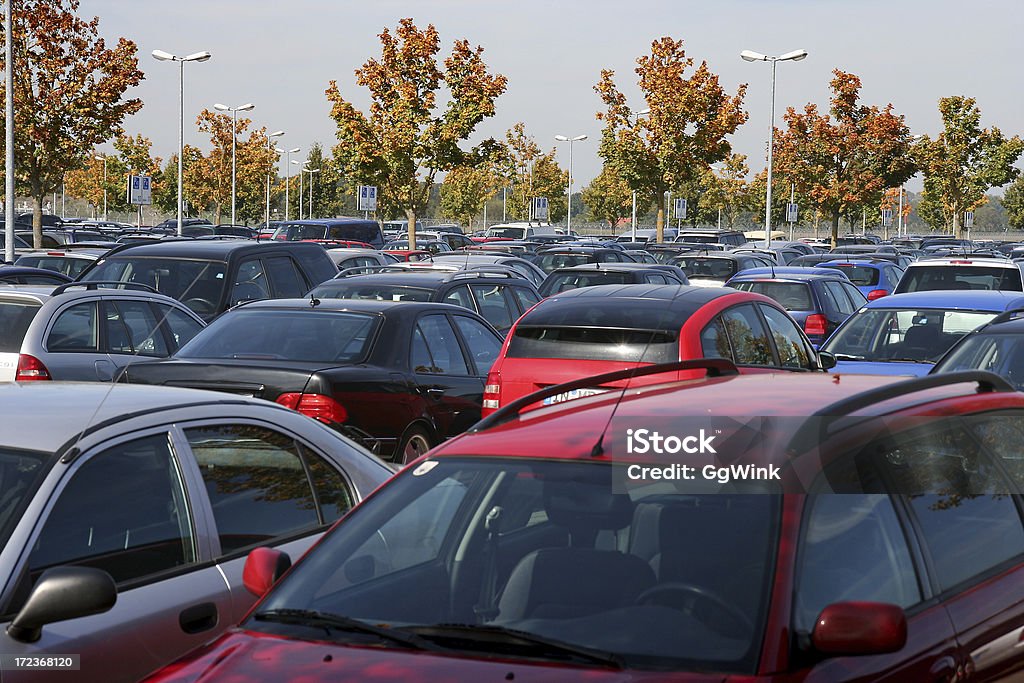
[542,479,633,531]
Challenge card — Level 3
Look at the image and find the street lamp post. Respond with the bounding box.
[304,167,321,219]
[292,160,307,220]
[630,109,651,241]
[152,49,212,236]
[276,147,300,220]
[554,134,587,234]
[213,102,255,225]
[94,154,107,221]
[264,130,284,233]
[740,48,807,248]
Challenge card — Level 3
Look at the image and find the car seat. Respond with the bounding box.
[901,324,941,360]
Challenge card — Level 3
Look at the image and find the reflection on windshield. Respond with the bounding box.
[253,458,779,673]
[822,308,996,363]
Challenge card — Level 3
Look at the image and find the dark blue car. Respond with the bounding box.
[819,290,1024,377]
[726,267,866,347]
[816,259,904,300]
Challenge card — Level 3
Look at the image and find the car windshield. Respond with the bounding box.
[933,333,1024,389]
[818,264,880,286]
[16,255,94,277]
[311,283,434,302]
[674,257,736,280]
[251,458,779,674]
[731,282,812,310]
[821,307,997,363]
[535,253,591,272]
[176,309,379,363]
[81,257,228,310]
[897,265,1023,292]
[0,299,42,351]
[0,448,50,551]
[541,272,631,295]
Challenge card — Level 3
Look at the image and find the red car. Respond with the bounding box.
[145,366,1024,681]
[482,284,832,416]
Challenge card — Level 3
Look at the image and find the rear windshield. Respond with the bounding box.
[819,264,880,287]
[535,253,591,271]
[274,222,384,249]
[897,265,1023,293]
[731,282,812,310]
[486,227,527,239]
[674,257,737,280]
[0,300,41,351]
[310,282,434,302]
[541,272,630,295]
[16,255,93,278]
[177,309,379,363]
[82,257,227,303]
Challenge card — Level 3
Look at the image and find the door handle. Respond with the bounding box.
[426,388,445,398]
[179,602,218,635]
[928,655,957,683]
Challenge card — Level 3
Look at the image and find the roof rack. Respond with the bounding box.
[51,281,158,295]
[448,270,518,281]
[985,306,1024,326]
[471,358,739,433]
[336,265,407,278]
[787,370,1015,454]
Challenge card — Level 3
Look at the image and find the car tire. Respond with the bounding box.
[397,425,433,465]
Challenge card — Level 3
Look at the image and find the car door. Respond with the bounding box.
[758,304,817,371]
[101,299,172,380]
[0,431,230,683]
[469,284,517,333]
[40,300,113,381]
[178,422,357,625]
[410,313,484,438]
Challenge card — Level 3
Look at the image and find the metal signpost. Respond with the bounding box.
[358,185,377,219]
[128,175,153,227]
[674,197,687,229]
[533,197,549,222]
[881,208,893,241]
[964,211,974,241]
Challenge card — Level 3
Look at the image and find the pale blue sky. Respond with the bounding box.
[85,0,1023,191]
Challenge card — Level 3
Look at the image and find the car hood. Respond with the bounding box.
[830,360,931,377]
[144,629,730,682]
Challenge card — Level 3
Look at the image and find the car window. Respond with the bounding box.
[29,433,195,585]
[47,301,99,352]
[511,286,540,313]
[720,304,774,365]
[299,444,356,524]
[842,282,867,309]
[732,282,812,311]
[470,284,514,331]
[106,300,169,357]
[760,305,812,369]
[645,272,670,285]
[700,317,733,361]
[0,299,41,352]
[264,256,308,298]
[414,314,469,375]
[794,494,920,632]
[184,424,325,556]
[815,280,844,319]
[442,284,474,309]
[824,281,856,316]
[452,315,502,375]
[154,303,205,351]
[232,258,271,305]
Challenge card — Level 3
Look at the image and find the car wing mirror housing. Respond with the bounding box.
[812,601,907,656]
[818,350,837,370]
[7,566,116,643]
[243,546,292,597]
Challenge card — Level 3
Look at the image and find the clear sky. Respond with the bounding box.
[84,0,1023,192]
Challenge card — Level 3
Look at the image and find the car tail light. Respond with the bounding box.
[804,314,828,338]
[482,370,501,415]
[275,393,347,424]
[16,354,51,381]
[867,289,889,300]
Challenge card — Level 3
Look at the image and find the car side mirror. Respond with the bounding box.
[812,601,907,656]
[7,567,116,643]
[818,351,837,370]
[242,547,292,597]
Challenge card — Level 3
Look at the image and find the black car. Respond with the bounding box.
[533,246,638,273]
[122,299,504,463]
[75,239,338,321]
[153,217,214,233]
[0,265,74,285]
[310,268,541,332]
[538,262,688,297]
[430,253,548,287]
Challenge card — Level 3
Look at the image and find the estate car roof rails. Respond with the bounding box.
[335,265,405,278]
[787,370,1015,455]
[985,306,1024,326]
[448,270,518,281]
[51,281,159,295]
[470,358,740,433]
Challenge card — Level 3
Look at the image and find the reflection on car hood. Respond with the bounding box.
[146,629,729,682]
[830,360,931,377]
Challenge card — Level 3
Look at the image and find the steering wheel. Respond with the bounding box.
[182,297,216,315]
[636,582,753,634]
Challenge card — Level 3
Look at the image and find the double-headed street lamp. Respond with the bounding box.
[554,134,587,234]
[152,49,212,236]
[94,154,108,221]
[740,48,807,248]
[213,102,255,225]
[264,131,284,231]
[631,108,651,241]
[304,167,321,219]
[292,159,307,220]
[276,147,300,220]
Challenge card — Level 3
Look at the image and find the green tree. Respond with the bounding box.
[1005,176,1024,230]
[327,18,507,247]
[595,37,748,242]
[499,122,567,223]
[913,96,1023,236]
[582,166,633,229]
[702,154,753,229]
[0,0,143,245]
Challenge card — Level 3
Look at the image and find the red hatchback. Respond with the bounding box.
[145,367,1024,681]
[482,284,830,416]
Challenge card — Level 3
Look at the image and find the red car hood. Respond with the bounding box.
[145,629,731,682]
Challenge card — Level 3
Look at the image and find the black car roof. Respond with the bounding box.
[551,262,661,272]
[318,270,527,287]
[96,240,323,259]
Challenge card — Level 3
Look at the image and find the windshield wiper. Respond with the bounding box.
[831,353,865,361]
[883,358,936,364]
[252,609,438,651]
[403,623,623,669]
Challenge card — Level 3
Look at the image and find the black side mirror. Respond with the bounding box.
[818,351,837,370]
[7,567,116,643]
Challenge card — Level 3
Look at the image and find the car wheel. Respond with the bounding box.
[397,426,432,465]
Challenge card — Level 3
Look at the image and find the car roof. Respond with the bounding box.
[728,267,851,281]
[521,284,745,327]
[864,290,1024,310]
[552,262,659,272]
[908,257,1017,267]
[235,297,472,315]
[97,240,318,258]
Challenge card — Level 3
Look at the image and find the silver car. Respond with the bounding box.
[0,382,393,682]
[0,284,206,382]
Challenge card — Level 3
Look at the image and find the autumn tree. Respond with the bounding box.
[327,18,507,248]
[701,154,753,229]
[913,96,1023,237]
[63,156,106,218]
[1004,176,1024,231]
[595,37,748,243]
[0,0,143,245]
[582,166,633,229]
[305,143,346,218]
[771,70,916,247]
[499,122,568,223]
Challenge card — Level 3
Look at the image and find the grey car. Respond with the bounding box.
[0,284,206,382]
[0,382,393,683]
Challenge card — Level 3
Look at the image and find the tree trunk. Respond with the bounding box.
[32,195,44,249]
[830,209,841,250]
[655,191,665,244]
[952,210,962,239]
[406,207,417,251]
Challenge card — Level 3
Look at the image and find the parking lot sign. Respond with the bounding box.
[533,197,549,220]
[358,185,378,212]
[964,211,974,228]
[673,198,687,220]
[128,175,152,205]
[881,208,893,227]
[786,203,799,223]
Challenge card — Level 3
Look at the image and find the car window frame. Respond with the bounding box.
[448,311,503,376]
[45,299,101,354]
